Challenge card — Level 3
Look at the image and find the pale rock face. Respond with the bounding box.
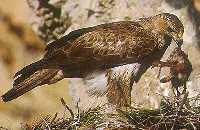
[68,78,108,109]
[84,70,108,97]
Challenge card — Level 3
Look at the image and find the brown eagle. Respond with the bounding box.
[1,13,184,102]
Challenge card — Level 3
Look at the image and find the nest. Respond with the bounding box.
[22,98,105,130]
[21,93,200,130]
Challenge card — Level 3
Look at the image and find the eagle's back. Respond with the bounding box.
[44,21,161,75]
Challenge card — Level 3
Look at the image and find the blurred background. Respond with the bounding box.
[0,0,200,129]
[0,0,71,129]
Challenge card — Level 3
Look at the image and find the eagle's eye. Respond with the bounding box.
[166,26,183,47]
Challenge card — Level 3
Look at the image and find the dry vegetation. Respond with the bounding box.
[21,94,200,130]
[0,1,70,129]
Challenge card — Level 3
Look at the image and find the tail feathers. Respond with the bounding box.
[14,59,49,78]
[2,69,59,102]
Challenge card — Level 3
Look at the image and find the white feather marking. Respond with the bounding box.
[84,71,108,97]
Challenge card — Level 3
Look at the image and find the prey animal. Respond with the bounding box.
[160,47,192,97]
[1,13,184,102]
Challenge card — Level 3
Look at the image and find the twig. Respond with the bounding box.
[76,98,80,121]
[50,113,58,124]
[60,98,74,119]
[178,91,189,112]
[117,109,145,128]
[186,118,197,130]
[41,117,51,130]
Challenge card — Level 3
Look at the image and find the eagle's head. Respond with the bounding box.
[138,13,184,47]
[160,13,184,47]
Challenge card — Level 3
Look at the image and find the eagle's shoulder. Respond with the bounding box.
[45,21,143,52]
[45,27,94,51]
[44,21,158,61]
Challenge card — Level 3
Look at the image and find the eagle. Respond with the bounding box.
[1,13,184,103]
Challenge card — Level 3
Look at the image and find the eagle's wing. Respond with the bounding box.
[47,21,159,71]
[45,21,136,51]
[15,21,160,79]
[1,21,160,102]
[45,27,94,52]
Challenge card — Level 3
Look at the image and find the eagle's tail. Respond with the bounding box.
[14,59,49,78]
[1,62,60,102]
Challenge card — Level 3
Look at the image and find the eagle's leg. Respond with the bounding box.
[106,63,150,108]
[152,60,179,78]
[182,83,187,95]
[175,86,181,98]
[152,60,178,68]
[106,75,132,107]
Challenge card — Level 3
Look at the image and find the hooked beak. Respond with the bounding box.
[166,32,183,47]
[173,37,183,47]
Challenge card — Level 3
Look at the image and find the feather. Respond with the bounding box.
[14,59,48,78]
[2,69,59,102]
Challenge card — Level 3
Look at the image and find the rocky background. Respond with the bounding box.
[0,0,200,129]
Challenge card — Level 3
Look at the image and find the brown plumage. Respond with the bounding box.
[1,13,184,102]
[160,47,192,96]
[106,63,150,107]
